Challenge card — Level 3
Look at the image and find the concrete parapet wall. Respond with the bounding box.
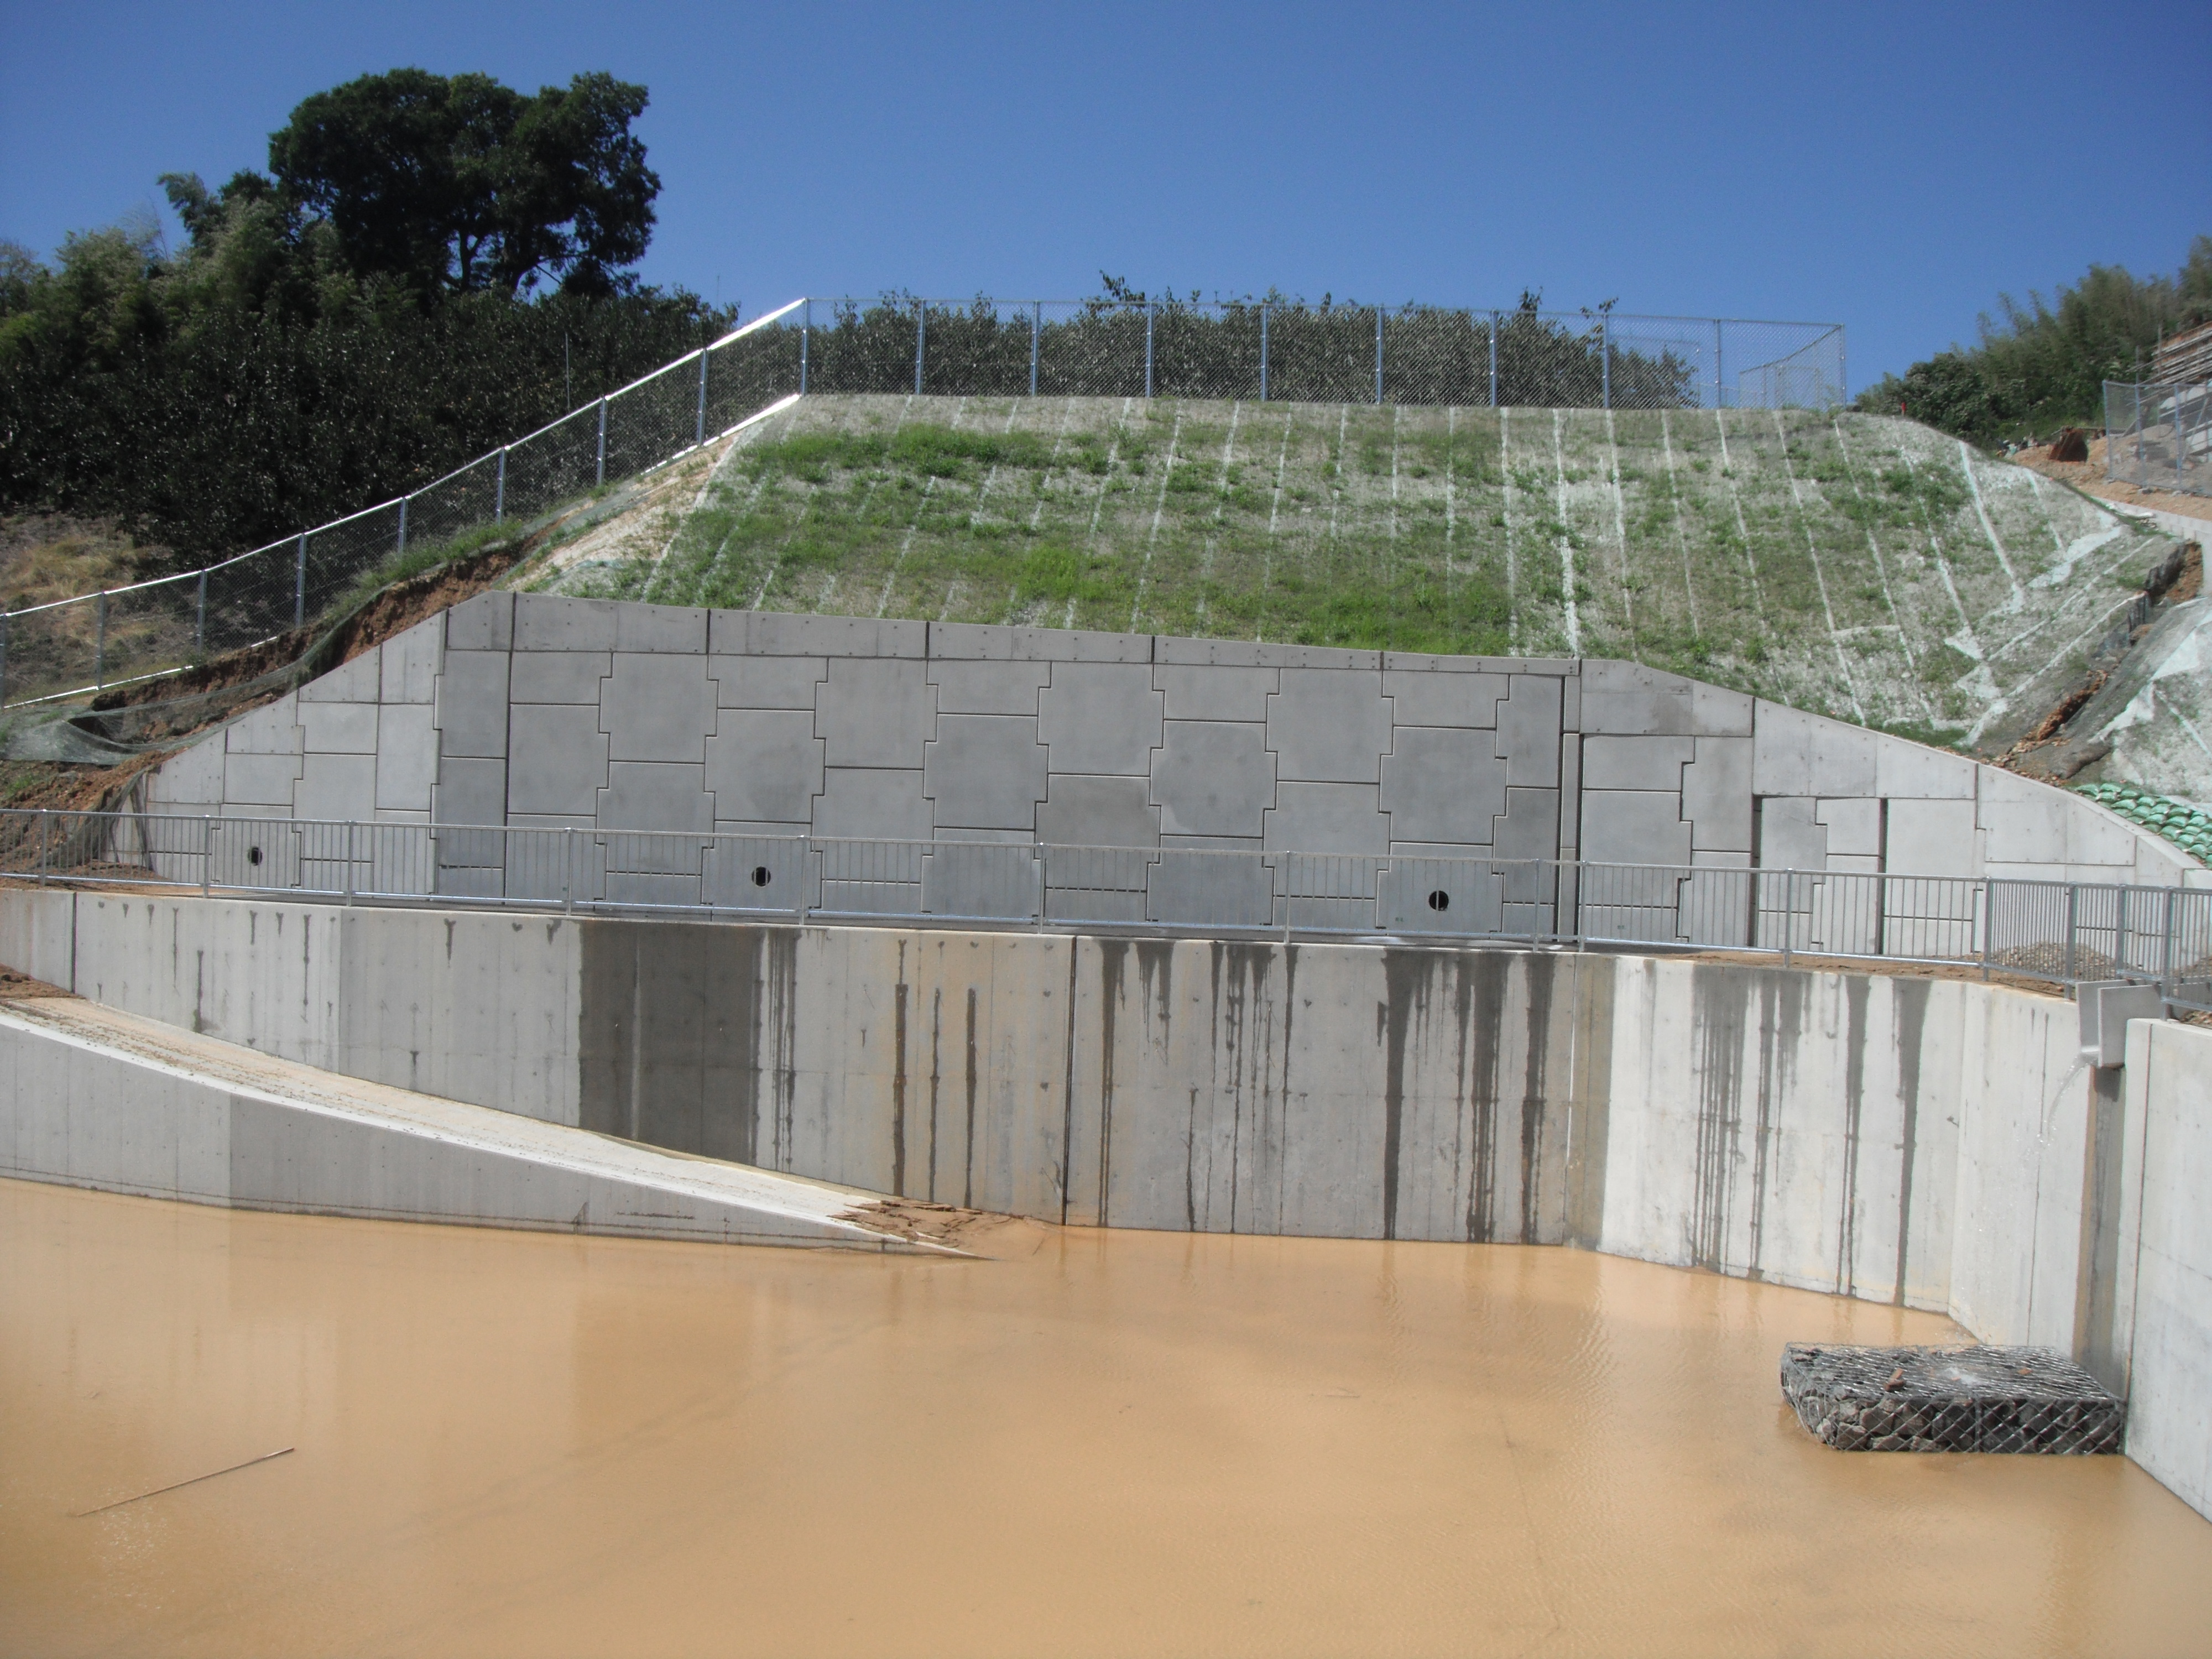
[142,593,2205,894]
[3,886,2203,1516]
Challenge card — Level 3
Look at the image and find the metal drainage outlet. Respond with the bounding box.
[1780,1343,2125,1454]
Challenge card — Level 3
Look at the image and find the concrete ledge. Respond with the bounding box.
[0,996,950,1254]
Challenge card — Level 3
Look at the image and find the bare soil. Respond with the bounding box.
[2012,435,2212,524]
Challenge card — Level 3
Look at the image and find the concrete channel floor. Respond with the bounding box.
[0,992,959,1254]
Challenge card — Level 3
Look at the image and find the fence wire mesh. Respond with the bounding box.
[2105,379,2212,499]
[5,810,2205,1006]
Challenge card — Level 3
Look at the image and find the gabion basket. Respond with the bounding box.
[1780,1344,2124,1454]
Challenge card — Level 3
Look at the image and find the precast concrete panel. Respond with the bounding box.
[225,695,303,755]
[1817,797,1884,859]
[718,609,926,659]
[1155,664,1276,722]
[1751,701,1819,797]
[1380,728,1508,844]
[1757,798,1829,871]
[709,655,826,709]
[1581,735,1695,792]
[928,660,1050,714]
[380,620,441,703]
[434,651,511,759]
[704,711,825,824]
[512,594,619,651]
[150,739,224,809]
[298,700,378,755]
[433,757,507,827]
[1884,798,1981,878]
[1877,739,1979,799]
[816,659,936,767]
[1494,676,1563,786]
[295,753,377,823]
[1264,782,1390,853]
[1491,787,1563,863]
[815,768,933,839]
[612,604,707,653]
[1150,721,1275,837]
[1681,737,1754,853]
[299,648,380,706]
[373,706,437,813]
[597,763,714,834]
[222,752,301,809]
[923,714,1048,831]
[930,620,1149,662]
[507,706,612,816]
[445,591,514,651]
[601,654,718,763]
[509,650,612,704]
[1039,663,1165,775]
[1578,659,1697,735]
[1380,667,1507,728]
[1035,775,1159,847]
[1579,790,1693,867]
[1266,669,1392,782]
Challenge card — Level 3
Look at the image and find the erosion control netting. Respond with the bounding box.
[1779,1344,2124,1454]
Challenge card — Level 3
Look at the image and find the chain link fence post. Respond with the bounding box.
[1489,312,1499,408]
[1259,304,1269,401]
[695,346,709,446]
[1144,302,1155,399]
[397,495,408,559]
[1375,305,1385,405]
[494,446,507,524]
[800,297,810,395]
[1601,314,1610,410]
[596,397,608,486]
[1714,320,1724,409]
[195,569,207,657]
[914,300,926,396]
[94,591,107,688]
[1030,301,1040,397]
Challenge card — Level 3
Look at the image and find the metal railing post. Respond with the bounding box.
[495,446,507,524]
[1980,879,1994,979]
[2162,887,2178,987]
[1489,311,1500,408]
[1259,304,1269,402]
[1034,842,1046,932]
[695,346,709,446]
[1144,302,1155,399]
[2115,886,2130,977]
[914,301,926,396]
[1781,872,1794,968]
[563,825,573,915]
[800,833,814,922]
[1029,301,1040,397]
[294,532,307,628]
[36,808,48,884]
[2065,883,2079,982]
[596,397,608,486]
[1601,314,1611,410]
[1375,305,1385,405]
[345,820,357,905]
[799,297,810,394]
[94,591,108,688]
[202,815,212,897]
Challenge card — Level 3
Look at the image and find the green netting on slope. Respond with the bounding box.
[2076,781,2212,862]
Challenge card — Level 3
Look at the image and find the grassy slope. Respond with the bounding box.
[539,394,2174,749]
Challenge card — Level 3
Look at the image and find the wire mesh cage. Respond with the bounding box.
[1780,1343,2124,1454]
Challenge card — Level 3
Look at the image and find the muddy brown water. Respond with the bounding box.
[6,1177,2209,1658]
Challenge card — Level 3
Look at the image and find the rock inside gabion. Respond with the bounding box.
[1780,1344,2124,1454]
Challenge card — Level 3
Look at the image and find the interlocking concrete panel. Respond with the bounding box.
[226,695,302,755]
[923,714,1048,831]
[716,609,925,659]
[1380,729,1507,844]
[1494,676,1563,786]
[299,648,380,706]
[433,757,507,827]
[373,706,436,813]
[1582,735,1695,791]
[1035,775,1159,847]
[1580,790,1693,867]
[512,594,619,651]
[815,768,933,839]
[1579,658,1695,735]
[1885,798,1981,878]
[816,659,936,767]
[1156,664,1276,722]
[445,591,514,651]
[1492,786,1563,863]
[1151,721,1276,836]
[613,604,706,653]
[509,650,612,705]
[597,762,714,834]
[434,650,510,759]
[704,710,824,825]
[600,654,718,763]
[381,623,441,703]
[298,700,378,755]
[1039,664,1164,775]
[1266,669,1392,782]
[711,655,826,709]
[507,706,612,817]
[1381,666,1508,728]
[1817,797,1884,859]
[295,754,377,823]
[1265,782,1390,853]
[928,660,1050,714]
[931,620,1149,663]
[1757,798,1829,871]
[223,752,301,809]
[1681,737,1754,853]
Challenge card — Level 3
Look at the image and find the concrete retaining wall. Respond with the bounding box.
[5,885,2204,1517]
[143,593,2204,894]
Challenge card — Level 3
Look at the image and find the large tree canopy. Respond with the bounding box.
[267,68,660,300]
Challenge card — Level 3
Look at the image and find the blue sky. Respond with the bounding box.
[3,0,2205,387]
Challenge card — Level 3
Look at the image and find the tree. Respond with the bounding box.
[267,68,659,301]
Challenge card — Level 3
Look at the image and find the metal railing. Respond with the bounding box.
[2105,378,2212,499]
[4,810,2205,1000]
[1,293,1845,712]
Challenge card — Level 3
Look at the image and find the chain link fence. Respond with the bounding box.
[2105,379,2211,499]
[790,296,1842,414]
[0,301,808,711]
[4,809,2205,1004]
[2,293,1844,713]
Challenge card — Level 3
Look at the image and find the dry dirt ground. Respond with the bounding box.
[2013,434,2212,524]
